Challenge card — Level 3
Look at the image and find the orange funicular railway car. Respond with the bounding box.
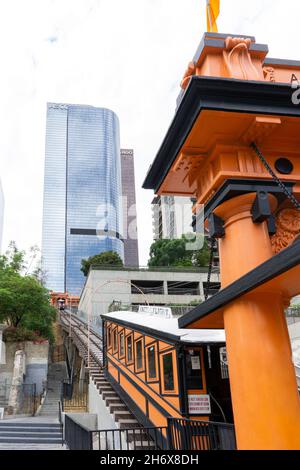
[101,308,233,447]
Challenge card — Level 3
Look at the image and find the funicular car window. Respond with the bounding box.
[136,339,143,370]
[126,335,133,363]
[147,345,157,379]
[162,352,174,391]
[119,332,125,357]
[113,328,118,353]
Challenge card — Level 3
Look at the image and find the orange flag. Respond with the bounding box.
[206,0,220,32]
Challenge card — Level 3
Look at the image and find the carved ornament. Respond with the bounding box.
[271,208,300,254]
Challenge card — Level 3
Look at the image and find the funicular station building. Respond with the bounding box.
[142,31,300,450]
[56,31,300,451]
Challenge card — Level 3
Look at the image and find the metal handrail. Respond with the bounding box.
[58,401,65,447]
[167,417,236,450]
[64,414,168,450]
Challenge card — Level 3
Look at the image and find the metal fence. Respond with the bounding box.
[167,418,236,450]
[62,379,88,411]
[92,426,168,450]
[51,344,66,363]
[64,414,93,450]
[64,414,236,451]
[0,383,37,416]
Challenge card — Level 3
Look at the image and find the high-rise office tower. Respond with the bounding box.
[42,103,124,295]
[0,179,4,252]
[120,149,139,267]
[152,195,194,240]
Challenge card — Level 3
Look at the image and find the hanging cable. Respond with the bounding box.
[205,237,216,301]
[251,142,300,212]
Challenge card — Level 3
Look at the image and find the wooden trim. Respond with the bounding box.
[125,332,134,365]
[106,355,182,417]
[112,326,118,354]
[118,329,125,359]
[145,342,159,383]
[160,350,179,395]
[142,76,300,192]
[134,336,145,373]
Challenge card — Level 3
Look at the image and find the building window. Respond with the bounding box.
[162,352,175,392]
[119,332,125,358]
[126,334,133,363]
[146,344,157,380]
[219,347,229,379]
[113,328,118,353]
[185,349,203,390]
[107,326,111,348]
[167,281,200,296]
[135,338,144,371]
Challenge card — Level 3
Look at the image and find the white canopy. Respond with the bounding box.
[102,311,226,344]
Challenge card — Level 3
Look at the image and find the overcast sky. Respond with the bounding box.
[1,0,300,265]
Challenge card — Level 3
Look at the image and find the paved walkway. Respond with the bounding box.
[0,443,66,450]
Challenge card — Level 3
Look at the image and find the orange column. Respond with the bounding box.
[214,193,300,450]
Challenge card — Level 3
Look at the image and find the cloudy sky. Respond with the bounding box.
[1,0,300,265]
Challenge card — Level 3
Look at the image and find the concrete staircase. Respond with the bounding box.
[89,367,155,449]
[39,363,66,417]
[0,421,62,445]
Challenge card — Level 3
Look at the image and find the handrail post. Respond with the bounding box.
[166,417,172,450]
[33,383,37,416]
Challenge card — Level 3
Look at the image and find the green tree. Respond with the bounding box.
[193,237,211,267]
[81,250,124,276]
[0,241,26,273]
[0,243,56,343]
[148,234,210,268]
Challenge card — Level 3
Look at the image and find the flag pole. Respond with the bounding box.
[206,0,213,32]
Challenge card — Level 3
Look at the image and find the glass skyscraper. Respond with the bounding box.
[42,103,124,295]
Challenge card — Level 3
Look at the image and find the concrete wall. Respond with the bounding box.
[0,340,49,394]
[66,412,98,431]
[79,268,219,322]
[88,378,117,430]
[0,326,6,365]
[23,342,49,394]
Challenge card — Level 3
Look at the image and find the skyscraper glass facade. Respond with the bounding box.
[42,103,124,295]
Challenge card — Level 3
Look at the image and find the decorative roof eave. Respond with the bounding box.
[142,77,298,193]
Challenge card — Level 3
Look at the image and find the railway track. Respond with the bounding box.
[59,310,103,368]
[58,310,148,441]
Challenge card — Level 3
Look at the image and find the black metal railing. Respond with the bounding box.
[64,414,93,450]
[166,288,200,296]
[0,383,37,416]
[92,426,168,450]
[64,414,236,451]
[51,344,66,363]
[167,418,236,450]
[62,379,88,411]
[131,286,165,295]
[58,401,64,447]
